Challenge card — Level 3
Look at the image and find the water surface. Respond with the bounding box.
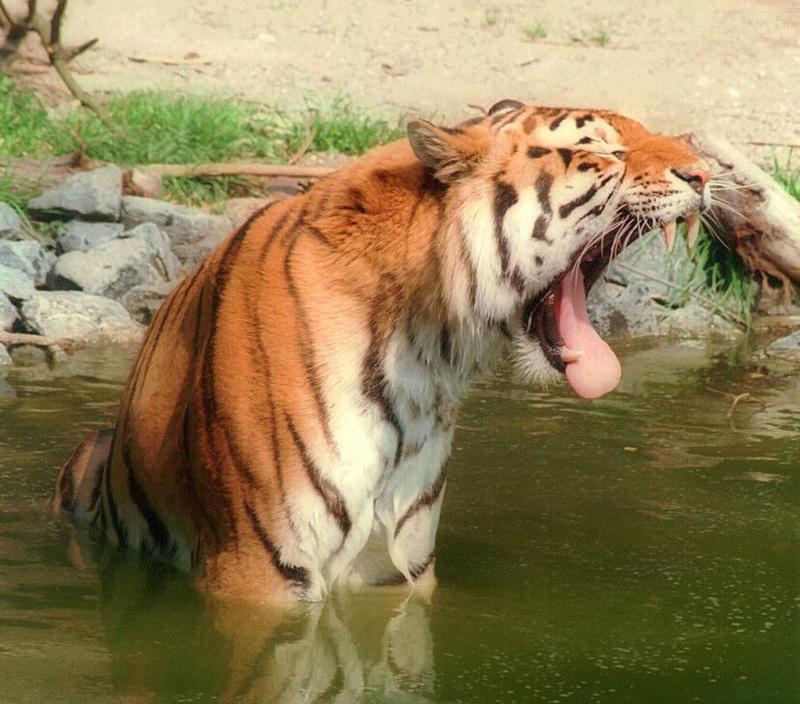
[0,339,798,703]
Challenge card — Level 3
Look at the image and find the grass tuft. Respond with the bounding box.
[772,160,799,203]
[667,226,757,327]
[523,23,548,41]
[282,97,404,156]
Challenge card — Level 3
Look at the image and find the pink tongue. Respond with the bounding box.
[555,269,621,399]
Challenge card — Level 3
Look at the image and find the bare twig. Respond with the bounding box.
[286,125,317,166]
[128,55,211,66]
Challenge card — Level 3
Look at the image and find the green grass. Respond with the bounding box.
[588,30,612,47]
[0,78,403,206]
[523,22,548,41]
[667,226,757,327]
[772,160,799,202]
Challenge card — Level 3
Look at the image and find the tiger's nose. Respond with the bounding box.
[673,166,711,194]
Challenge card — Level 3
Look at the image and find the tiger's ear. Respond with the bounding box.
[407,119,485,182]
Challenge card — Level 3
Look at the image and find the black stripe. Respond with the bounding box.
[578,202,608,222]
[285,413,351,536]
[197,205,263,542]
[532,214,550,240]
[123,443,173,554]
[243,499,309,586]
[493,181,518,275]
[283,227,336,450]
[492,106,524,128]
[394,468,447,538]
[558,173,617,219]
[409,551,435,580]
[535,170,553,214]
[527,146,550,159]
[361,288,404,467]
[575,113,595,128]
[556,148,573,169]
[549,113,568,131]
[102,435,128,549]
[457,221,479,309]
[439,324,451,364]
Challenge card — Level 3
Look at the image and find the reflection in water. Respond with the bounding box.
[84,537,435,703]
[1,340,799,703]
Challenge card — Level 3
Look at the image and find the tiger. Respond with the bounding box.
[52,100,711,604]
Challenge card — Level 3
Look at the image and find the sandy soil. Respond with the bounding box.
[10,0,800,163]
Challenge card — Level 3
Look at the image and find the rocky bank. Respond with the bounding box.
[1,166,798,367]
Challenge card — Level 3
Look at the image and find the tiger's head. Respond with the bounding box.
[407,100,711,399]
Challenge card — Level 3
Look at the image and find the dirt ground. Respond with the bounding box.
[10,0,800,164]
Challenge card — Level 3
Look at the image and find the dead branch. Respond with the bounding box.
[0,156,337,197]
[0,0,119,134]
[143,162,336,179]
[0,330,73,349]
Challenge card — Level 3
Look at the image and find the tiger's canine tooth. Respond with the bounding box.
[663,220,677,253]
[686,213,700,248]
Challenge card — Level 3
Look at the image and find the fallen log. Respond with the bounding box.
[0,157,337,195]
[143,162,336,180]
[687,132,800,290]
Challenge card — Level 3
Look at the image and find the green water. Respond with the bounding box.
[0,340,798,703]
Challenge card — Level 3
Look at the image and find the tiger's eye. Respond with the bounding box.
[612,150,628,161]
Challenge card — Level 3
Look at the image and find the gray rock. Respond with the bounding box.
[27,166,123,221]
[0,344,12,366]
[0,240,56,286]
[0,264,35,301]
[47,223,179,300]
[589,279,663,338]
[0,203,23,239]
[0,291,20,331]
[588,231,732,340]
[20,291,143,342]
[121,279,178,324]
[10,344,48,366]
[660,303,742,340]
[766,330,800,353]
[121,196,232,268]
[57,221,125,253]
[601,231,690,295]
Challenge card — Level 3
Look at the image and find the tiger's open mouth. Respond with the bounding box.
[522,210,701,399]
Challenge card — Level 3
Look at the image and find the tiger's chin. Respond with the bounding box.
[511,335,564,388]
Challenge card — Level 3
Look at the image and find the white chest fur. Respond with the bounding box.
[305,318,507,596]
